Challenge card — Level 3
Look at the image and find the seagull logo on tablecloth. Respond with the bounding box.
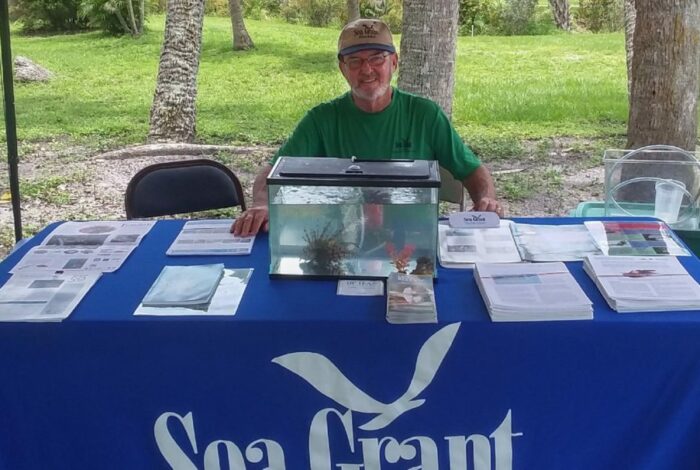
[271,323,460,431]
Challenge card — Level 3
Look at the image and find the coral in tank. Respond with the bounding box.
[300,223,350,276]
[411,256,435,275]
[386,242,416,274]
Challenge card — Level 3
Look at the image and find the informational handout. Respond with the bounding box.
[40,220,155,248]
[134,268,253,316]
[0,272,101,322]
[584,221,690,257]
[474,262,593,321]
[386,273,437,324]
[166,219,255,256]
[10,245,136,275]
[10,220,155,277]
[583,255,700,312]
[510,223,602,262]
[438,220,520,267]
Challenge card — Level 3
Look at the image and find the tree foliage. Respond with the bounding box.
[79,0,146,36]
[12,0,88,32]
[458,0,500,35]
[574,0,624,32]
[13,0,147,35]
[281,0,343,26]
[498,0,538,35]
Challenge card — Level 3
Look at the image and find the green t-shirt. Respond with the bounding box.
[274,88,481,181]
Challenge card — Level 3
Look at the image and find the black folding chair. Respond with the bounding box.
[125,159,247,219]
[439,166,467,211]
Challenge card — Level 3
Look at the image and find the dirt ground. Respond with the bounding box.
[0,138,605,257]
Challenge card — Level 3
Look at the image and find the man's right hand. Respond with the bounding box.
[231,206,269,236]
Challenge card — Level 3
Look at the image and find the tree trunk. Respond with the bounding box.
[619,0,700,206]
[398,0,459,117]
[148,0,205,143]
[125,0,138,36]
[627,0,700,150]
[138,0,145,35]
[346,0,360,23]
[623,0,635,100]
[548,0,570,31]
[229,0,254,50]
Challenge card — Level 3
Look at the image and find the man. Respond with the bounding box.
[232,18,503,237]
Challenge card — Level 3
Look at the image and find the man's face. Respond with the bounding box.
[339,49,398,104]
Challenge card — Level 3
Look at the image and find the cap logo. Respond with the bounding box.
[353,23,379,39]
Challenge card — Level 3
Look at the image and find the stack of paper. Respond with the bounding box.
[583,255,700,312]
[438,220,520,268]
[142,264,225,309]
[474,262,593,321]
[386,273,437,324]
[510,223,602,261]
[167,219,255,256]
[584,221,690,256]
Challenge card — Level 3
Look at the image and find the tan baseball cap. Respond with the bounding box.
[337,18,395,57]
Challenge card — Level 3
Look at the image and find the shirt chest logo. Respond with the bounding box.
[394,138,412,150]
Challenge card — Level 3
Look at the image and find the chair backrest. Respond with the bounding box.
[125,159,247,219]
[438,166,467,211]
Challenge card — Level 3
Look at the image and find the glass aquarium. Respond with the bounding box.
[267,157,440,279]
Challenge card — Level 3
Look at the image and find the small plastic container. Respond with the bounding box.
[572,200,700,256]
[604,145,700,228]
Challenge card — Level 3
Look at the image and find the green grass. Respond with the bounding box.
[4,15,629,146]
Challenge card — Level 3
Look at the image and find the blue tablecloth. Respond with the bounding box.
[1,218,699,470]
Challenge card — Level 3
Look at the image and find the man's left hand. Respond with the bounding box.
[472,197,505,217]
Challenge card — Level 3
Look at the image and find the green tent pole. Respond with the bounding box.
[0,0,21,242]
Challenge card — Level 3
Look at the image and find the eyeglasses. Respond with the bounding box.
[342,52,391,70]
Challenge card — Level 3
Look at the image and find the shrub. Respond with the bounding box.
[281,0,343,27]
[497,0,538,35]
[458,0,501,36]
[13,0,89,33]
[359,0,401,32]
[243,0,282,19]
[79,0,148,35]
[574,0,624,32]
[204,0,228,17]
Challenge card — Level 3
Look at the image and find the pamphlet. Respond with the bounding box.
[474,262,593,321]
[510,223,602,262]
[386,272,437,324]
[584,221,690,256]
[0,271,101,322]
[134,268,253,316]
[40,220,155,248]
[167,219,255,256]
[583,255,700,312]
[438,220,520,268]
[11,220,155,276]
[10,245,136,275]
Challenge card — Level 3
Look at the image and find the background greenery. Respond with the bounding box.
[5,15,628,148]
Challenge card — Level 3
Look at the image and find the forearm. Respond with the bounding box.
[462,165,496,203]
[251,164,273,207]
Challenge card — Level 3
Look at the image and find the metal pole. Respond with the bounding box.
[0,0,22,242]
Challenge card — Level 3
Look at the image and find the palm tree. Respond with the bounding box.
[627,0,700,150]
[148,0,205,143]
[398,0,459,117]
[548,0,570,31]
[229,0,254,50]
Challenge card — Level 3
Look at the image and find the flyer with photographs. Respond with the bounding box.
[584,221,690,256]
